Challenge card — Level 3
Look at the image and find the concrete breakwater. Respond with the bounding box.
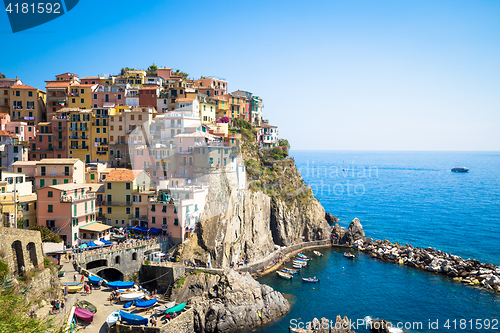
[359,239,500,292]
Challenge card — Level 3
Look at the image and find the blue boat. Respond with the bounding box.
[119,310,148,325]
[88,275,103,285]
[106,281,135,289]
[123,301,134,309]
[135,298,158,309]
[297,253,311,260]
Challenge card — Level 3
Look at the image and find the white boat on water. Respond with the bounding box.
[106,310,120,327]
[313,251,323,257]
[277,271,293,279]
[119,292,145,302]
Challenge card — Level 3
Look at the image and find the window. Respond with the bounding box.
[151,204,156,212]
[163,217,167,225]
[121,219,125,224]
[151,217,156,224]
[81,98,84,104]
[16,91,20,96]
[107,207,112,214]
[130,115,134,120]
[107,183,111,190]
[174,218,179,226]
[48,191,53,197]
[90,174,95,180]
[126,183,131,190]
[48,205,53,213]
[40,179,45,187]
[126,194,131,202]
[107,194,112,202]
[126,207,131,215]
[118,94,121,100]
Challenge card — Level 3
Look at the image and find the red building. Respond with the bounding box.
[92,85,125,108]
[138,87,159,107]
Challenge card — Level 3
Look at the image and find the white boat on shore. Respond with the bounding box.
[106,310,120,327]
[277,271,293,279]
[119,292,145,302]
[116,287,139,295]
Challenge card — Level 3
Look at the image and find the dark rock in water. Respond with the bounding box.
[342,218,366,245]
[331,223,347,242]
[325,213,339,224]
[370,319,393,333]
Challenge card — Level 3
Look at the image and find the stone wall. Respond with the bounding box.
[111,307,194,333]
[0,226,44,275]
[141,263,185,289]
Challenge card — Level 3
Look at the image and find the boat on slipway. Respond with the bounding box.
[106,281,135,289]
[74,307,94,322]
[119,311,148,325]
[106,310,120,327]
[119,292,145,302]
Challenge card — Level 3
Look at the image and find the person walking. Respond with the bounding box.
[74,274,77,282]
[89,283,92,294]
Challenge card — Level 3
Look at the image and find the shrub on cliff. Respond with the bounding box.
[29,226,62,243]
[0,260,8,281]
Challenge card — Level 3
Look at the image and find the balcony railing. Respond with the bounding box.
[101,201,133,206]
[54,127,66,131]
[129,214,148,220]
[61,193,96,203]
[72,208,98,218]
[39,171,71,177]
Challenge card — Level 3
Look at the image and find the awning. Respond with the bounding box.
[100,238,112,245]
[80,222,112,233]
[148,228,162,234]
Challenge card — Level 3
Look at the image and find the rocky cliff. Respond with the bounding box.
[171,270,290,332]
[176,127,332,267]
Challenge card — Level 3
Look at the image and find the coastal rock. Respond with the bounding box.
[171,270,290,332]
[325,213,339,224]
[331,223,347,243]
[294,315,355,333]
[342,218,366,245]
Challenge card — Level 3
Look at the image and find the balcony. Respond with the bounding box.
[61,193,96,203]
[129,214,148,220]
[54,126,66,131]
[70,146,89,150]
[72,208,98,218]
[30,147,53,152]
[39,171,71,177]
[67,92,79,97]
[102,201,133,206]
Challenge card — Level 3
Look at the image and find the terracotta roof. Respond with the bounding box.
[105,169,143,182]
[0,130,16,137]
[80,76,100,80]
[0,113,9,117]
[46,82,71,88]
[37,158,81,165]
[11,84,37,90]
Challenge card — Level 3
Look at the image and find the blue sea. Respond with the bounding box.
[246,151,500,333]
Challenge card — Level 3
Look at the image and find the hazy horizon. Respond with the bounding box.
[2,0,499,151]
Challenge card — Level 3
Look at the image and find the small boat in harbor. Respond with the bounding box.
[165,302,186,315]
[344,252,356,258]
[302,277,320,283]
[282,268,299,275]
[451,167,469,173]
[277,271,293,279]
[106,281,135,289]
[297,253,311,260]
[293,263,303,269]
[294,259,308,266]
[313,251,323,257]
[154,301,176,315]
[75,300,97,313]
[135,298,158,309]
[74,307,94,322]
[119,292,145,302]
[106,310,120,327]
[119,310,148,325]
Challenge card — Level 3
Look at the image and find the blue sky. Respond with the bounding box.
[1,0,499,151]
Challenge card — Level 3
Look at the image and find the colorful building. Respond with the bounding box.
[194,78,228,97]
[33,158,85,189]
[8,85,46,125]
[37,183,98,247]
[101,169,151,227]
[0,171,36,228]
[92,84,126,108]
[29,122,55,160]
[66,84,97,110]
[45,73,79,120]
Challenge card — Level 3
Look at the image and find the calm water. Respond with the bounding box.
[245,151,500,333]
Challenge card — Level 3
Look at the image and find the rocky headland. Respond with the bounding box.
[170,270,290,332]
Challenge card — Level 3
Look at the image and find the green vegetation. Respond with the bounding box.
[0,281,55,332]
[146,64,158,76]
[17,219,24,229]
[279,138,291,151]
[0,73,5,79]
[0,260,8,281]
[176,277,186,288]
[43,257,56,269]
[120,67,135,75]
[30,226,62,243]
[172,69,189,79]
[144,260,150,266]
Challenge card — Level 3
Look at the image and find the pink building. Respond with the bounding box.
[92,85,126,108]
[0,113,10,130]
[37,183,98,247]
[6,121,35,142]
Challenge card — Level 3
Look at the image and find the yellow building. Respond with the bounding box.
[67,84,97,109]
[124,70,146,88]
[58,108,92,163]
[214,96,230,118]
[0,172,36,228]
[102,169,151,227]
[91,107,111,162]
[9,85,46,125]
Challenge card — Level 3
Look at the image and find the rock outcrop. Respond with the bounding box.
[325,213,339,224]
[331,218,366,245]
[171,270,290,333]
[293,316,355,333]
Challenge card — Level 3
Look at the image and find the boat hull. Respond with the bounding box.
[119,292,145,302]
[75,307,94,322]
[106,310,120,327]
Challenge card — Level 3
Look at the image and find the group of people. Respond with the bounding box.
[51,299,65,314]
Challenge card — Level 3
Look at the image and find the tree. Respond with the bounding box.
[120,67,135,75]
[29,226,62,243]
[279,139,291,151]
[16,219,24,229]
[0,73,5,79]
[146,64,158,76]
[172,69,189,79]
